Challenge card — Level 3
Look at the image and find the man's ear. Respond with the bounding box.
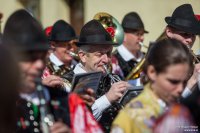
[147,65,157,81]
[78,50,87,63]
[50,41,56,50]
[165,26,173,38]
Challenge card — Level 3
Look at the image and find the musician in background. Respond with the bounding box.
[3,9,71,133]
[42,20,78,92]
[112,12,148,85]
[111,39,193,133]
[162,4,200,98]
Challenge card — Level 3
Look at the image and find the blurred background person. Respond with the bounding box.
[153,104,196,133]
[0,45,20,133]
[3,9,72,133]
[111,39,193,133]
[112,12,148,86]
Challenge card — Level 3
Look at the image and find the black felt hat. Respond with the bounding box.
[3,9,49,52]
[50,20,77,42]
[76,20,118,46]
[122,12,148,33]
[165,4,200,35]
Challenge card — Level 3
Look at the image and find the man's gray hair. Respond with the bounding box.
[78,45,92,52]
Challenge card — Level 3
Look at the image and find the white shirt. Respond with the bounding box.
[49,53,77,92]
[181,87,192,98]
[117,44,144,86]
[117,44,144,62]
[49,53,77,69]
[73,63,111,120]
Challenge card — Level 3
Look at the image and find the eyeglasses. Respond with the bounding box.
[175,30,195,38]
[131,31,144,37]
[166,78,187,85]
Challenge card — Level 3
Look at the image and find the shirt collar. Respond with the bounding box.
[117,44,144,62]
[73,63,87,74]
[49,53,64,66]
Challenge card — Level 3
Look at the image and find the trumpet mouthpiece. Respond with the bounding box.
[69,52,78,57]
[139,42,143,46]
[139,42,148,49]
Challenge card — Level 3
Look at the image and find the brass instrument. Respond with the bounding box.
[186,45,200,63]
[35,78,54,133]
[46,58,72,91]
[103,64,121,84]
[94,12,124,45]
[69,51,79,60]
[125,42,147,80]
[125,58,145,80]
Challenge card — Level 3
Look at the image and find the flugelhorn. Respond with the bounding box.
[94,12,124,45]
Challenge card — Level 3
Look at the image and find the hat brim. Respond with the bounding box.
[144,30,149,34]
[165,17,200,35]
[124,27,149,34]
[76,41,118,47]
[50,36,78,42]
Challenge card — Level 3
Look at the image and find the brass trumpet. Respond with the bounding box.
[103,64,121,84]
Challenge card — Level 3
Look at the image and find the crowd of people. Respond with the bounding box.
[0,3,200,133]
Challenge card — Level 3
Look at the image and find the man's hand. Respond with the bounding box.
[187,63,200,91]
[105,81,129,103]
[79,88,95,107]
[42,75,64,88]
[50,121,71,133]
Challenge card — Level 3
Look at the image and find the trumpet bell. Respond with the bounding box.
[94,12,124,45]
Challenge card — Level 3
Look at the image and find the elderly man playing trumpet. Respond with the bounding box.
[63,19,129,132]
